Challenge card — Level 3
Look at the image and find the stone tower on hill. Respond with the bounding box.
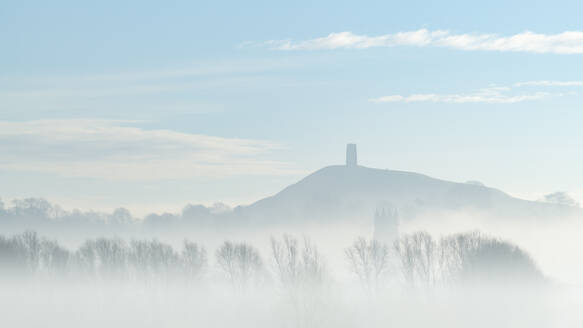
[346,144,357,167]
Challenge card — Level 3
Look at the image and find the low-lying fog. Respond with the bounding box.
[1,217,583,327]
[2,198,583,327]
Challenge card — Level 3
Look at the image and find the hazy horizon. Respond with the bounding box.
[3,1,583,326]
[1,160,581,217]
[4,1,583,214]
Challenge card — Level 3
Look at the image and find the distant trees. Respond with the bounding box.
[181,240,207,282]
[110,208,133,226]
[11,199,54,220]
[0,198,243,233]
[129,239,180,281]
[541,192,580,207]
[0,231,542,289]
[18,231,42,273]
[438,231,542,284]
[74,237,208,282]
[0,234,29,275]
[270,235,328,328]
[270,235,326,289]
[144,213,179,230]
[215,241,264,290]
[0,232,210,283]
[271,235,300,287]
[74,240,98,277]
[40,239,70,275]
[0,198,137,231]
[392,231,542,287]
[345,237,390,291]
[181,204,212,226]
[93,238,128,279]
[0,231,69,278]
[393,232,438,287]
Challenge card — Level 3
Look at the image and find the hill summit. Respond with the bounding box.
[237,144,578,224]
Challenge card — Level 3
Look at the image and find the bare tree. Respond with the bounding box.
[0,231,42,277]
[18,231,41,273]
[40,239,70,276]
[215,241,263,290]
[437,231,482,283]
[73,240,97,278]
[345,237,389,291]
[0,234,28,276]
[128,239,179,282]
[300,237,325,287]
[271,235,327,288]
[413,232,436,286]
[92,237,128,279]
[271,235,328,328]
[271,234,301,287]
[393,232,437,288]
[128,240,151,277]
[181,240,207,281]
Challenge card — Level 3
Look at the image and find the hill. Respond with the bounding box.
[237,165,579,225]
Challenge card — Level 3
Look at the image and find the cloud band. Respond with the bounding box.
[269,29,583,54]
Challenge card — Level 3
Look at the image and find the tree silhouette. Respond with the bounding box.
[182,240,207,281]
[345,237,390,291]
[216,241,264,290]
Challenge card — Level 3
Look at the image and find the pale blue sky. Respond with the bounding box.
[2,0,583,215]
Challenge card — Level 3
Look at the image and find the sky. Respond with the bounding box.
[2,0,583,216]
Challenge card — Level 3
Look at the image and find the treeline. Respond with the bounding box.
[0,198,238,230]
[347,231,543,289]
[0,231,543,288]
[0,231,207,283]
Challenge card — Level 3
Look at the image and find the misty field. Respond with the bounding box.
[1,229,580,327]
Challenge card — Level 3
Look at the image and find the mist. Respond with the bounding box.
[1,178,582,328]
[4,2,583,325]
[3,188,582,328]
[0,228,575,328]
[2,193,583,328]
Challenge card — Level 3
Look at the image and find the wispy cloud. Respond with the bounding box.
[371,89,550,104]
[269,29,583,54]
[0,58,309,118]
[514,80,583,87]
[370,83,579,104]
[0,120,297,180]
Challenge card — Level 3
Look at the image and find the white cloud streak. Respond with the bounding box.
[0,120,297,180]
[270,29,583,54]
[370,82,582,104]
[514,80,583,87]
[371,91,550,104]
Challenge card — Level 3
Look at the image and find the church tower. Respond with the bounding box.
[346,144,357,167]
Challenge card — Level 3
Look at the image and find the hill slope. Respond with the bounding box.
[237,165,578,224]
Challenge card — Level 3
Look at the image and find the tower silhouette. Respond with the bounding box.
[346,144,357,167]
